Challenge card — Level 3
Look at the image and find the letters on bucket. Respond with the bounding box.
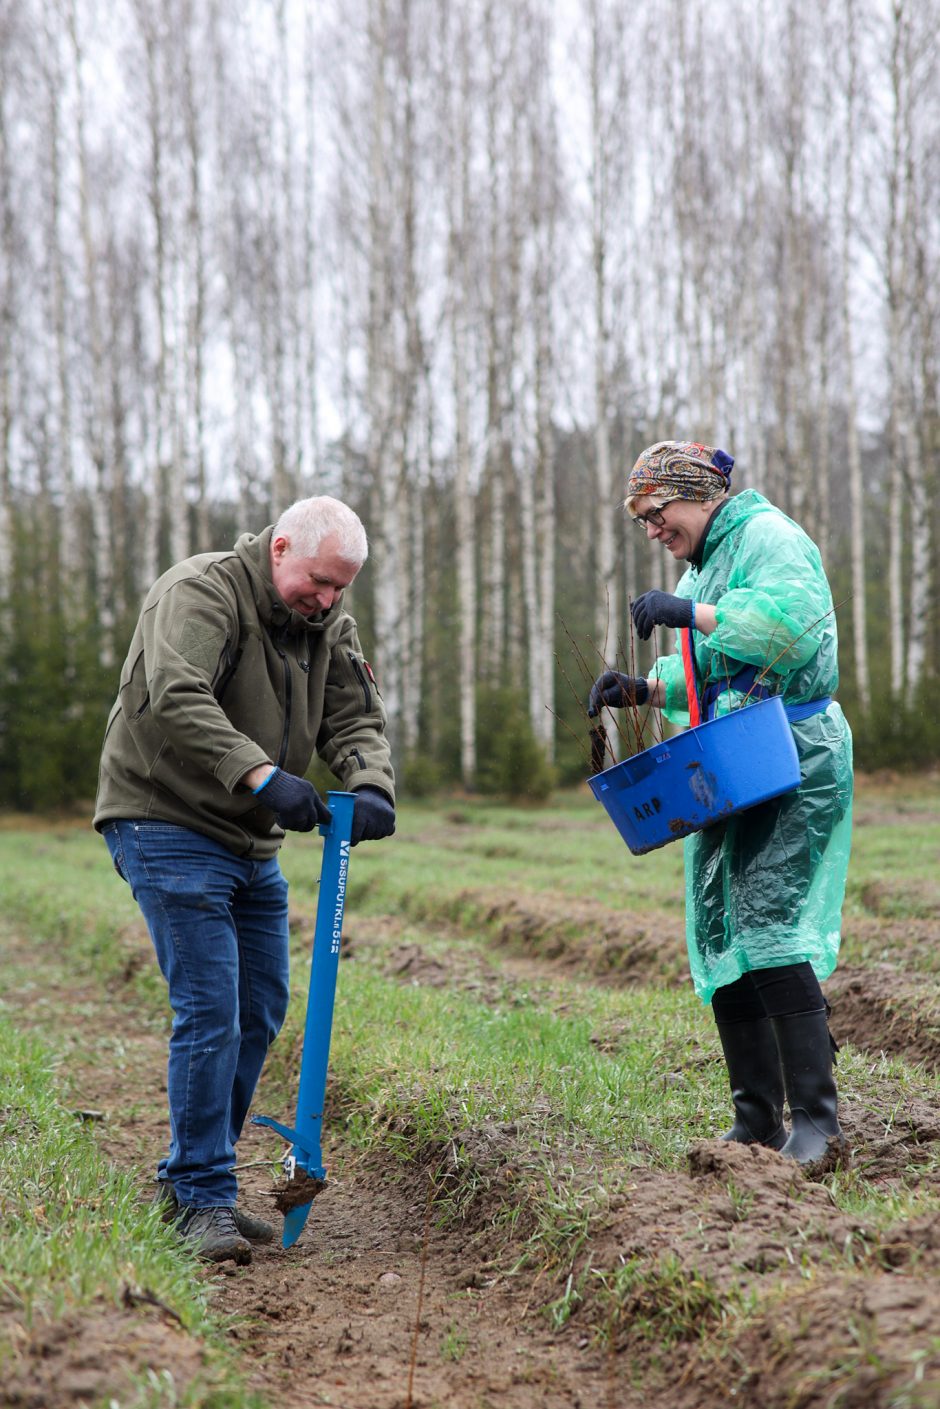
[588,695,801,855]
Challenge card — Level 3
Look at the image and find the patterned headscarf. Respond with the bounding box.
[624,441,734,513]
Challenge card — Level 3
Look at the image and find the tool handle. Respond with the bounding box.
[290,790,356,1175]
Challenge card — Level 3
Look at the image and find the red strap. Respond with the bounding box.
[681,628,702,727]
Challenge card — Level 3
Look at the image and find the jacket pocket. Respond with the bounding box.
[347,653,373,712]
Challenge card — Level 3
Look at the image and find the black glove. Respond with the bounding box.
[587,671,649,717]
[256,768,332,832]
[350,786,396,846]
[630,590,694,641]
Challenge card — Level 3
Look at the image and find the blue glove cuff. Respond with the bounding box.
[252,767,279,795]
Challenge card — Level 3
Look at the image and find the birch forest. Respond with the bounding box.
[1,0,938,808]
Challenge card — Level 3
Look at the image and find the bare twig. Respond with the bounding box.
[747,598,848,702]
[122,1284,185,1327]
[545,703,596,772]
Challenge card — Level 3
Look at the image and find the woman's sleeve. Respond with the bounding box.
[699,518,833,677]
[650,652,691,728]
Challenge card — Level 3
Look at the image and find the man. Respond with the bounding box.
[95,495,395,1263]
[590,442,852,1171]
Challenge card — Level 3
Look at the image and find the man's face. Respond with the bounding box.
[270,532,361,616]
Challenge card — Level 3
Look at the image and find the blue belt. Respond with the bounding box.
[700,665,831,723]
[785,696,831,722]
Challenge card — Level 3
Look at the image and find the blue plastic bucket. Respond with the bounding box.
[588,695,801,855]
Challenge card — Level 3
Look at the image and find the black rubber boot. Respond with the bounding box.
[771,1008,847,1167]
[716,1019,787,1150]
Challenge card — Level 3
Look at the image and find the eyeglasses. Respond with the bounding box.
[631,500,678,530]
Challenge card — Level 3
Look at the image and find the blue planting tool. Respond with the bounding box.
[252,790,356,1249]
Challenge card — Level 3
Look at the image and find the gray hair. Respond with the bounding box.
[272,496,368,565]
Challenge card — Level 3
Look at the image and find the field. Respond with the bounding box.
[2,774,940,1409]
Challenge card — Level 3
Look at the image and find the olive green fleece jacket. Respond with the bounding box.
[94,527,395,857]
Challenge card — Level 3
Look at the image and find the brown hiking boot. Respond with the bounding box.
[230,1205,275,1243]
[176,1205,252,1264]
[153,1180,275,1244]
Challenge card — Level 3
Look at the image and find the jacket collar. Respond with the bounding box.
[691,489,774,570]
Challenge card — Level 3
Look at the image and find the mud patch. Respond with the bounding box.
[0,1305,206,1409]
[840,1082,940,1182]
[841,915,940,974]
[587,1139,856,1298]
[578,1139,940,1407]
[467,890,686,987]
[714,1275,940,1408]
[854,877,940,921]
[828,962,940,1069]
[384,939,469,989]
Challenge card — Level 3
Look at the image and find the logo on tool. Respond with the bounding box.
[331,841,350,954]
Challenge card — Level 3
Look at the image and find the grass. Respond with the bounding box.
[0,1009,260,1407]
[592,1254,730,1346]
[281,791,687,922]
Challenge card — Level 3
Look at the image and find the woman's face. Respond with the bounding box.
[632,496,714,561]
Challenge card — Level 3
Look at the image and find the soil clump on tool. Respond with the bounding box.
[274,1170,326,1214]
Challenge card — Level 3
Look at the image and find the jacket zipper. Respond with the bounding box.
[274,643,293,767]
[349,653,372,712]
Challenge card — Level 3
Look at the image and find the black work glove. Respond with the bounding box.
[255,768,332,832]
[350,786,396,846]
[587,672,650,717]
[631,590,694,641]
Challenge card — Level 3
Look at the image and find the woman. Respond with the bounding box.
[589,441,853,1168]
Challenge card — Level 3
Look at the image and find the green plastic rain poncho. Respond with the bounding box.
[648,489,854,1004]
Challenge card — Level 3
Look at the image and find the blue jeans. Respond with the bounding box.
[102,821,290,1207]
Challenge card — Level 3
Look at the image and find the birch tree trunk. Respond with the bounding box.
[396,0,426,756]
[886,0,908,695]
[531,12,557,757]
[208,2,256,524]
[448,3,476,785]
[0,39,15,618]
[43,2,80,609]
[137,1,170,583]
[302,3,321,486]
[104,248,131,626]
[588,0,618,667]
[276,0,303,497]
[900,10,929,696]
[841,0,870,711]
[739,0,769,500]
[181,0,210,552]
[366,0,403,756]
[68,0,116,659]
[480,0,506,685]
[503,8,541,708]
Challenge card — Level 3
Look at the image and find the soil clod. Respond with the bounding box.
[274,1171,327,1213]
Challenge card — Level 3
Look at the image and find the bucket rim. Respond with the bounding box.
[588,692,788,784]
